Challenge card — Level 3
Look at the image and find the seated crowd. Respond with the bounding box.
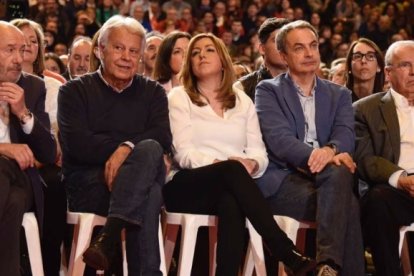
[0,0,414,276]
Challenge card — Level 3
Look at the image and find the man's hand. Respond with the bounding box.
[308,147,335,173]
[398,175,414,197]
[331,152,356,174]
[228,156,258,176]
[0,143,35,170]
[0,82,27,118]
[105,145,132,191]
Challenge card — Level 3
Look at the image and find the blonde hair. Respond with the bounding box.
[180,33,236,110]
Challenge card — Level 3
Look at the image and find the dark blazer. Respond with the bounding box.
[11,73,56,227]
[255,73,355,197]
[353,91,401,185]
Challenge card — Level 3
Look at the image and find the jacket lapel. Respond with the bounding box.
[380,91,400,162]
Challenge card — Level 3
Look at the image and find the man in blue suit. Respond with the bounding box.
[256,20,364,276]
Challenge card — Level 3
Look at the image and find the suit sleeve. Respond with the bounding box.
[19,76,56,164]
[256,80,313,169]
[354,101,401,185]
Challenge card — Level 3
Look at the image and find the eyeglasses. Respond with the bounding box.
[351,51,377,62]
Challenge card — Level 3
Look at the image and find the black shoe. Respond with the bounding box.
[83,232,118,271]
[283,249,316,276]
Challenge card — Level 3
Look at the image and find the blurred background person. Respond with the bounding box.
[141,31,164,79]
[45,52,66,75]
[345,38,385,102]
[62,36,92,80]
[329,57,347,86]
[152,31,191,93]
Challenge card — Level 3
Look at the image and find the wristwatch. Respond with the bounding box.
[19,109,33,125]
[326,143,338,155]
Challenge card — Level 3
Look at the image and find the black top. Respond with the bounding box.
[58,72,172,174]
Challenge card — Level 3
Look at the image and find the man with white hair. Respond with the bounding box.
[0,21,56,275]
[58,15,171,275]
[354,40,414,276]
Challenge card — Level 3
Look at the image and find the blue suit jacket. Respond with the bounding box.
[255,73,355,197]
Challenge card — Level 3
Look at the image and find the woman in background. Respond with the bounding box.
[152,31,191,93]
[164,33,315,276]
[345,38,384,102]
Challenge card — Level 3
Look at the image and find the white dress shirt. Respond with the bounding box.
[388,89,414,187]
[168,86,268,179]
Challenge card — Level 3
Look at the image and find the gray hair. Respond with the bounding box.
[384,40,414,66]
[69,36,92,55]
[98,15,146,51]
[276,20,319,53]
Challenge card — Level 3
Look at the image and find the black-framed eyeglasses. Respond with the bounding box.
[352,51,377,62]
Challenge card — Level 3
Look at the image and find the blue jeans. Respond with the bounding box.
[261,164,365,276]
[64,139,165,276]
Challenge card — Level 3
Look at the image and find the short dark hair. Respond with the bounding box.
[276,20,319,53]
[258,17,290,44]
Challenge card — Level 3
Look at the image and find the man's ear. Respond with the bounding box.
[258,43,265,56]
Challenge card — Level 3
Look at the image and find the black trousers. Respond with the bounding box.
[0,157,33,276]
[361,184,414,276]
[163,160,294,276]
[39,164,67,276]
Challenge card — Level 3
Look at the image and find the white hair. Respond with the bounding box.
[98,15,146,51]
[384,40,414,66]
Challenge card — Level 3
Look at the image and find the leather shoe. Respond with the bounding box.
[283,249,316,276]
[83,231,118,271]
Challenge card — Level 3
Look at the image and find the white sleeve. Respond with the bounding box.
[242,93,268,178]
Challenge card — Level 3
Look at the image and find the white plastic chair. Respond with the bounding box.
[22,212,45,276]
[66,212,167,276]
[243,216,316,276]
[399,223,414,276]
[163,211,218,276]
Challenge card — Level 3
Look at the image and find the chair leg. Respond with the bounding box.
[208,225,217,276]
[177,221,199,276]
[164,224,180,272]
[158,220,167,275]
[23,213,45,276]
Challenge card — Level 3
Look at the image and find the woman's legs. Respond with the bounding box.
[163,160,312,275]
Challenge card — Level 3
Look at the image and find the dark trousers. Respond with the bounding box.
[163,160,294,276]
[0,157,33,276]
[65,140,165,276]
[265,164,365,276]
[39,164,67,276]
[361,184,414,276]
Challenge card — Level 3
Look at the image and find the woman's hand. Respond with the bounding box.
[228,156,258,176]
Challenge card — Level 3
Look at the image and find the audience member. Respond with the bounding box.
[255,20,365,276]
[0,21,56,276]
[345,38,384,102]
[141,31,164,79]
[58,15,171,275]
[62,36,92,80]
[329,57,346,86]
[235,17,289,102]
[164,32,315,276]
[353,40,414,276]
[45,52,66,75]
[152,31,191,93]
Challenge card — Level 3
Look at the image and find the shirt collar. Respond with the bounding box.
[287,73,317,97]
[390,88,410,110]
[97,67,134,93]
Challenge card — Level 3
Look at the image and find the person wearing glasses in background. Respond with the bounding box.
[345,38,385,102]
[353,40,414,276]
